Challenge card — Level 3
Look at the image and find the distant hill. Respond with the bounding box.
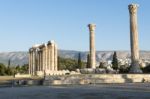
[0,50,150,66]
[0,52,28,66]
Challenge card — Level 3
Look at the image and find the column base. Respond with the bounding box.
[90,65,96,69]
[129,61,143,73]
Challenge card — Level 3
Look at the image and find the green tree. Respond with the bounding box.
[15,65,21,73]
[20,64,28,74]
[8,59,11,67]
[58,56,61,70]
[77,53,83,69]
[0,63,6,75]
[119,64,130,73]
[5,66,13,75]
[86,54,90,68]
[142,64,150,73]
[112,51,119,70]
[56,56,86,71]
[58,57,78,71]
[99,62,105,69]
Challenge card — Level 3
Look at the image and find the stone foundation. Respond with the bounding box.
[36,70,71,76]
[15,74,31,78]
[43,74,150,85]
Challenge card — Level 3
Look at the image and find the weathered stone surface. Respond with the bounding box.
[79,68,118,74]
[43,74,150,85]
[29,41,58,76]
[106,68,118,74]
[128,4,142,73]
[88,24,96,69]
[70,71,80,75]
[95,69,106,74]
[15,74,31,78]
[80,68,95,74]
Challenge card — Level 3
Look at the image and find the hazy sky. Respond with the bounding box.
[0,0,150,52]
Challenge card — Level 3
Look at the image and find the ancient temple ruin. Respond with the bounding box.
[29,40,58,76]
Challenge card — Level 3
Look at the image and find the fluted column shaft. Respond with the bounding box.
[128,4,142,73]
[42,47,46,71]
[37,51,40,71]
[51,43,55,71]
[54,44,58,71]
[88,24,96,69]
[48,45,51,70]
[40,50,43,71]
[45,45,48,70]
[29,50,31,74]
[31,51,33,75]
[32,50,36,75]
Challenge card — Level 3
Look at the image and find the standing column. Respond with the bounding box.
[47,45,50,70]
[29,49,31,74]
[39,50,42,71]
[30,49,33,75]
[32,49,36,75]
[49,46,51,70]
[38,49,41,71]
[37,50,40,71]
[46,46,49,70]
[35,49,38,74]
[54,44,58,71]
[45,45,48,70]
[128,4,142,73]
[40,50,43,71]
[88,24,96,69]
[48,43,51,70]
[42,46,46,71]
[51,42,55,71]
[49,44,52,71]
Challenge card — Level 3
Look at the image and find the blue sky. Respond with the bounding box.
[0,0,150,52]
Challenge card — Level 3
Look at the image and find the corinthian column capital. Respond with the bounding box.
[88,24,96,31]
[128,4,139,14]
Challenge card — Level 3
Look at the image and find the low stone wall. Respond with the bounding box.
[36,70,72,76]
[15,74,31,78]
[43,74,150,85]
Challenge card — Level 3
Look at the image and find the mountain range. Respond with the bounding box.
[0,50,150,66]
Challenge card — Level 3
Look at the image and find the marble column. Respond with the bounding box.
[40,50,43,71]
[47,41,52,70]
[49,46,51,70]
[29,49,31,74]
[37,49,40,71]
[38,50,40,71]
[34,49,37,75]
[47,45,49,70]
[32,49,36,75]
[54,44,58,71]
[30,50,32,75]
[30,50,32,74]
[51,42,55,71]
[88,24,96,69]
[45,44,48,71]
[128,4,142,73]
[42,45,46,71]
[31,50,33,75]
